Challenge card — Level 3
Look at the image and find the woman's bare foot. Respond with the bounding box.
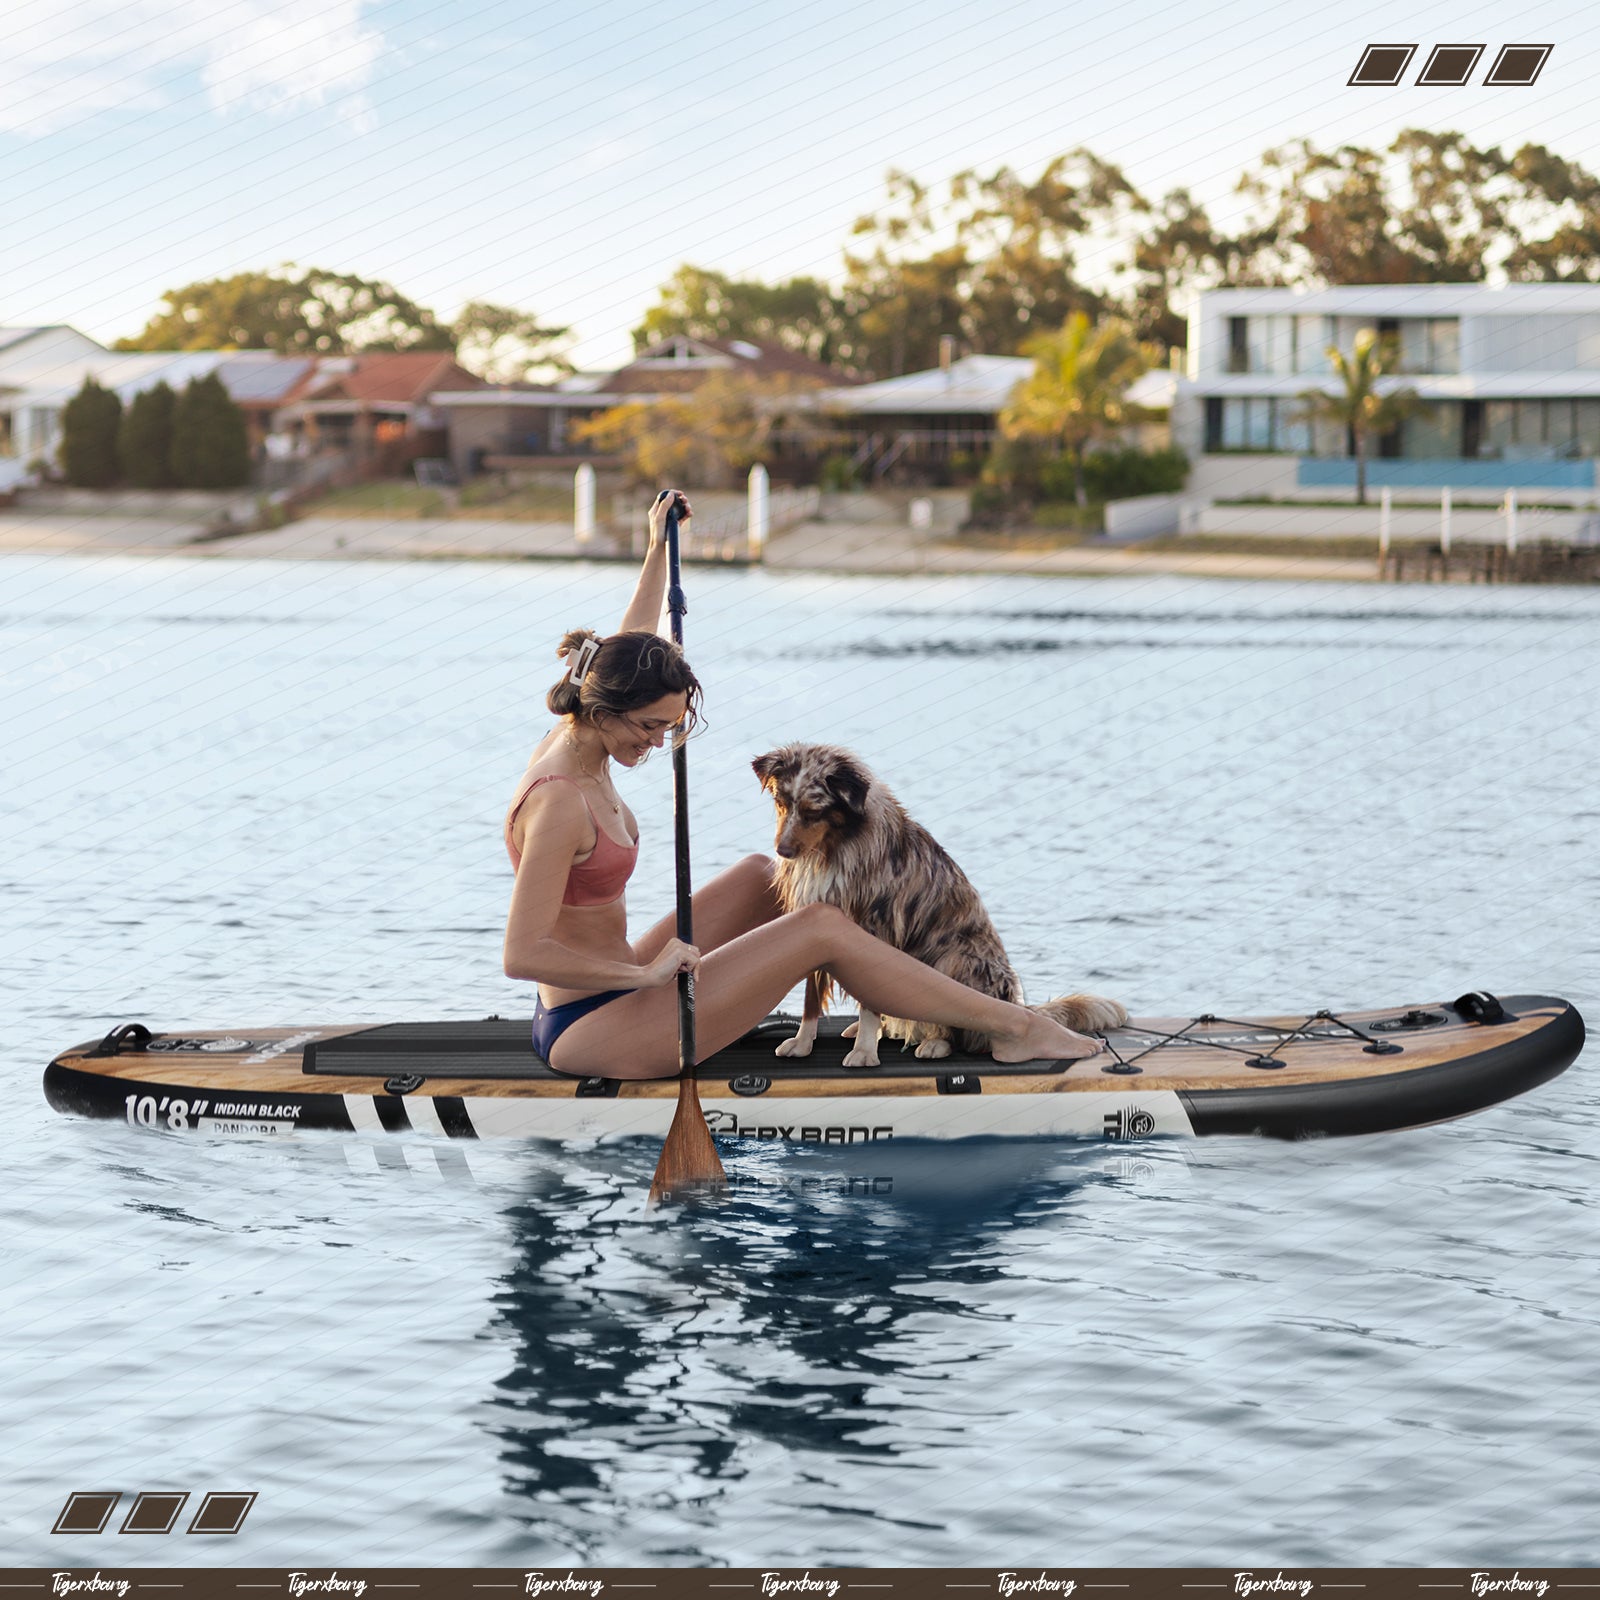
[990,1008,1105,1063]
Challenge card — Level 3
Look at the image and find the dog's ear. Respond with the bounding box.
[751,749,787,794]
[825,761,871,818]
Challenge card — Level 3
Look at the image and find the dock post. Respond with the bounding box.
[747,463,769,561]
[574,463,596,546]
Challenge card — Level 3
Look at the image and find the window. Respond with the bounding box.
[1577,400,1600,456]
[27,407,59,454]
[1399,319,1462,374]
[1544,399,1578,456]
[1227,317,1249,374]
[1294,315,1334,375]
[1401,403,1459,458]
[1483,401,1515,456]
[1426,319,1460,374]
[1480,398,1583,458]
[1247,317,1294,375]
[1245,398,1273,449]
[1215,397,1307,452]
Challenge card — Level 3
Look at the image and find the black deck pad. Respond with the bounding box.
[302,1014,1076,1082]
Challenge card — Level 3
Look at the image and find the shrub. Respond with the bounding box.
[1040,445,1188,503]
[118,382,178,488]
[171,373,250,489]
[978,433,1050,497]
[60,378,123,488]
[818,453,860,492]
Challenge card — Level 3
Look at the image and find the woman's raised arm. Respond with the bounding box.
[617,490,690,636]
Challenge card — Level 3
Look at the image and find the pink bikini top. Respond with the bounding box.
[505,773,639,907]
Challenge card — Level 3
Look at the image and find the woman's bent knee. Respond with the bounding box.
[789,901,851,954]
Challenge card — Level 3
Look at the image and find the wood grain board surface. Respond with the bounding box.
[47,999,1573,1100]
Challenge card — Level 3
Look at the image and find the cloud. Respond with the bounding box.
[0,0,383,138]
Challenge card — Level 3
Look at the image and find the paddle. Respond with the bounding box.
[648,490,727,1207]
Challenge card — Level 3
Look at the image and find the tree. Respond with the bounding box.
[117,382,178,488]
[1229,130,1600,287]
[632,267,848,365]
[838,244,972,379]
[114,270,308,352]
[998,314,1158,506]
[1500,141,1600,280]
[170,373,250,489]
[572,371,836,488]
[840,155,1140,374]
[452,301,574,383]
[60,377,123,488]
[1130,187,1269,349]
[115,267,454,354]
[1294,331,1420,505]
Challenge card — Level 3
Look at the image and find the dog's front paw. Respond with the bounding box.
[841,1045,881,1069]
[775,1033,815,1058]
[914,1038,952,1059]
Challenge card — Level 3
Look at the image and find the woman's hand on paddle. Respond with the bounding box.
[647,489,691,546]
[641,938,700,988]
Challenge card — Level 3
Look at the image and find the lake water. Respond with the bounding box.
[3,552,1598,1569]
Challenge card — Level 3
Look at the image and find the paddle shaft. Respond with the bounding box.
[664,502,695,1076]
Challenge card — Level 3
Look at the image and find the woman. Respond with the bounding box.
[503,489,1105,1079]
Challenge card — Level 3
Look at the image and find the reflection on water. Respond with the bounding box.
[483,1141,1191,1565]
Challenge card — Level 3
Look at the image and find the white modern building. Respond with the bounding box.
[1176,284,1600,503]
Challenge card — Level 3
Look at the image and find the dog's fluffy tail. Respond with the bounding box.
[1031,993,1128,1034]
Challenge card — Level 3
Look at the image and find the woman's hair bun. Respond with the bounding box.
[556,626,602,661]
[543,626,704,738]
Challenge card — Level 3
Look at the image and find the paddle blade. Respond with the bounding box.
[647,1075,727,1209]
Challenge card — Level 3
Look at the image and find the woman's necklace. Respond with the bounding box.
[564,731,623,815]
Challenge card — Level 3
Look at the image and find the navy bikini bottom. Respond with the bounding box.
[532,988,636,1067]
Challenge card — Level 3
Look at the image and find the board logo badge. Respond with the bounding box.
[1103,1105,1157,1140]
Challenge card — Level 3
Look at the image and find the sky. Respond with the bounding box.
[3,0,1600,372]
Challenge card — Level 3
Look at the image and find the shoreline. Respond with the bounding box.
[0,509,1390,583]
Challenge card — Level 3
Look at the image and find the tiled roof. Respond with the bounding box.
[292,352,486,405]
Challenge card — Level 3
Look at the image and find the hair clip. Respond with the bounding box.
[566,636,601,686]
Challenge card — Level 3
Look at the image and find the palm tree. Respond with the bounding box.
[1296,330,1419,505]
[999,313,1157,507]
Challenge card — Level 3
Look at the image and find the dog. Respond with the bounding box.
[751,742,1126,1067]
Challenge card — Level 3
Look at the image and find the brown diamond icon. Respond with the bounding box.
[1349,43,1417,85]
[121,1491,190,1533]
[188,1491,258,1534]
[1485,44,1553,84]
[1417,43,1485,84]
[53,1492,122,1534]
